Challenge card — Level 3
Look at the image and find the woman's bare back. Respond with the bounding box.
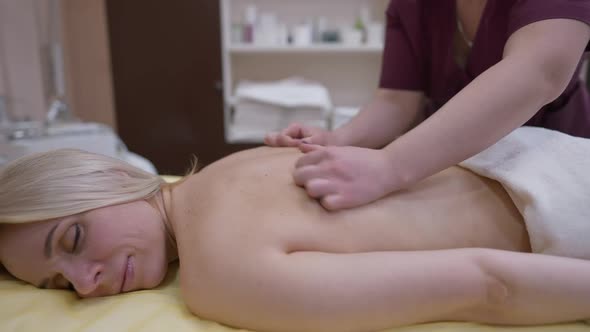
[173,146,530,259]
[169,147,552,331]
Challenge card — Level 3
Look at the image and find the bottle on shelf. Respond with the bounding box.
[243,5,257,43]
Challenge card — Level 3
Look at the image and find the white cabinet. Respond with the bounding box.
[220,0,388,143]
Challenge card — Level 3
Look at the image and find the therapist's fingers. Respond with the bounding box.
[264,132,280,146]
[264,132,299,147]
[281,123,308,139]
[320,194,348,211]
[276,133,300,147]
[293,165,323,186]
[295,148,328,168]
[304,179,336,199]
[264,132,278,146]
[298,142,324,154]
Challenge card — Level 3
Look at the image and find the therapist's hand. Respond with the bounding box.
[265,123,335,147]
[293,143,395,211]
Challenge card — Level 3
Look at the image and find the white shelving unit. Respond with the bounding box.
[220,0,388,143]
[229,44,384,54]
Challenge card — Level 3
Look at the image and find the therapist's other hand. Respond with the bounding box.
[265,123,334,147]
[294,144,394,211]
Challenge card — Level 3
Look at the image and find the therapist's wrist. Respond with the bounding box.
[325,128,354,147]
[328,125,365,147]
[381,143,419,191]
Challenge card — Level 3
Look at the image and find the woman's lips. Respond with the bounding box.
[120,256,134,293]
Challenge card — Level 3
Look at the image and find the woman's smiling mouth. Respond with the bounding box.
[120,256,134,293]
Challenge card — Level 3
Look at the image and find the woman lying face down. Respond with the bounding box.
[1,147,590,332]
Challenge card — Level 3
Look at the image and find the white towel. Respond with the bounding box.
[459,127,590,259]
[231,78,331,135]
[235,77,332,110]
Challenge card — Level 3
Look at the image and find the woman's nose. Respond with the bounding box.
[64,261,103,297]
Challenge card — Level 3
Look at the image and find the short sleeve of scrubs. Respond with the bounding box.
[379,1,426,91]
[507,0,590,51]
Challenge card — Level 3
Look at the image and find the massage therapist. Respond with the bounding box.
[265,0,590,210]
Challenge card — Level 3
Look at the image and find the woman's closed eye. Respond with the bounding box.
[63,223,82,253]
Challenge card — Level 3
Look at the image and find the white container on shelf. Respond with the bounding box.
[255,12,279,45]
[367,22,384,46]
[340,27,363,46]
[292,24,313,46]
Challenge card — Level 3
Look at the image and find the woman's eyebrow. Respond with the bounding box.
[44,224,59,259]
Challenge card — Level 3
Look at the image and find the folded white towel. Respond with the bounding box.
[232,101,327,132]
[459,127,590,259]
[235,78,332,110]
[332,106,360,129]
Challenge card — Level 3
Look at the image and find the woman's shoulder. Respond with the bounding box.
[202,146,299,171]
[227,146,293,159]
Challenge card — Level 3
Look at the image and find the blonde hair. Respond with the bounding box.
[0,149,166,224]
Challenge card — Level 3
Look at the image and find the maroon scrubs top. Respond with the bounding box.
[379,0,590,137]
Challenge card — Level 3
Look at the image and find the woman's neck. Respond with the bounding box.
[154,186,179,263]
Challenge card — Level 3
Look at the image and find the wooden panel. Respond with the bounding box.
[106,0,255,175]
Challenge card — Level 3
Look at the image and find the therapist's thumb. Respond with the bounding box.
[298,141,322,153]
[300,129,333,146]
[300,136,316,144]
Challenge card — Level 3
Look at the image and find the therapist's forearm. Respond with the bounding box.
[383,57,559,187]
[332,90,424,149]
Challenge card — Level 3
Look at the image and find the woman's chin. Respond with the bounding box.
[143,262,170,290]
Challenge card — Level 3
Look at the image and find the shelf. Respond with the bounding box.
[228,44,383,54]
[220,0,388,144]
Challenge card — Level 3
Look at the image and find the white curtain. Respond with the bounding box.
[0,0,64,123]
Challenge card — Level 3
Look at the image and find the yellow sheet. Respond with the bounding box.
[0,264,588,332]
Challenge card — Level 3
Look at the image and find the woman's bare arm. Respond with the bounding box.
[185,248,590,332]
[464,249,590,325]
[186,248,488,332]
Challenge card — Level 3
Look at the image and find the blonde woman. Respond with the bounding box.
[1,140,590,332]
